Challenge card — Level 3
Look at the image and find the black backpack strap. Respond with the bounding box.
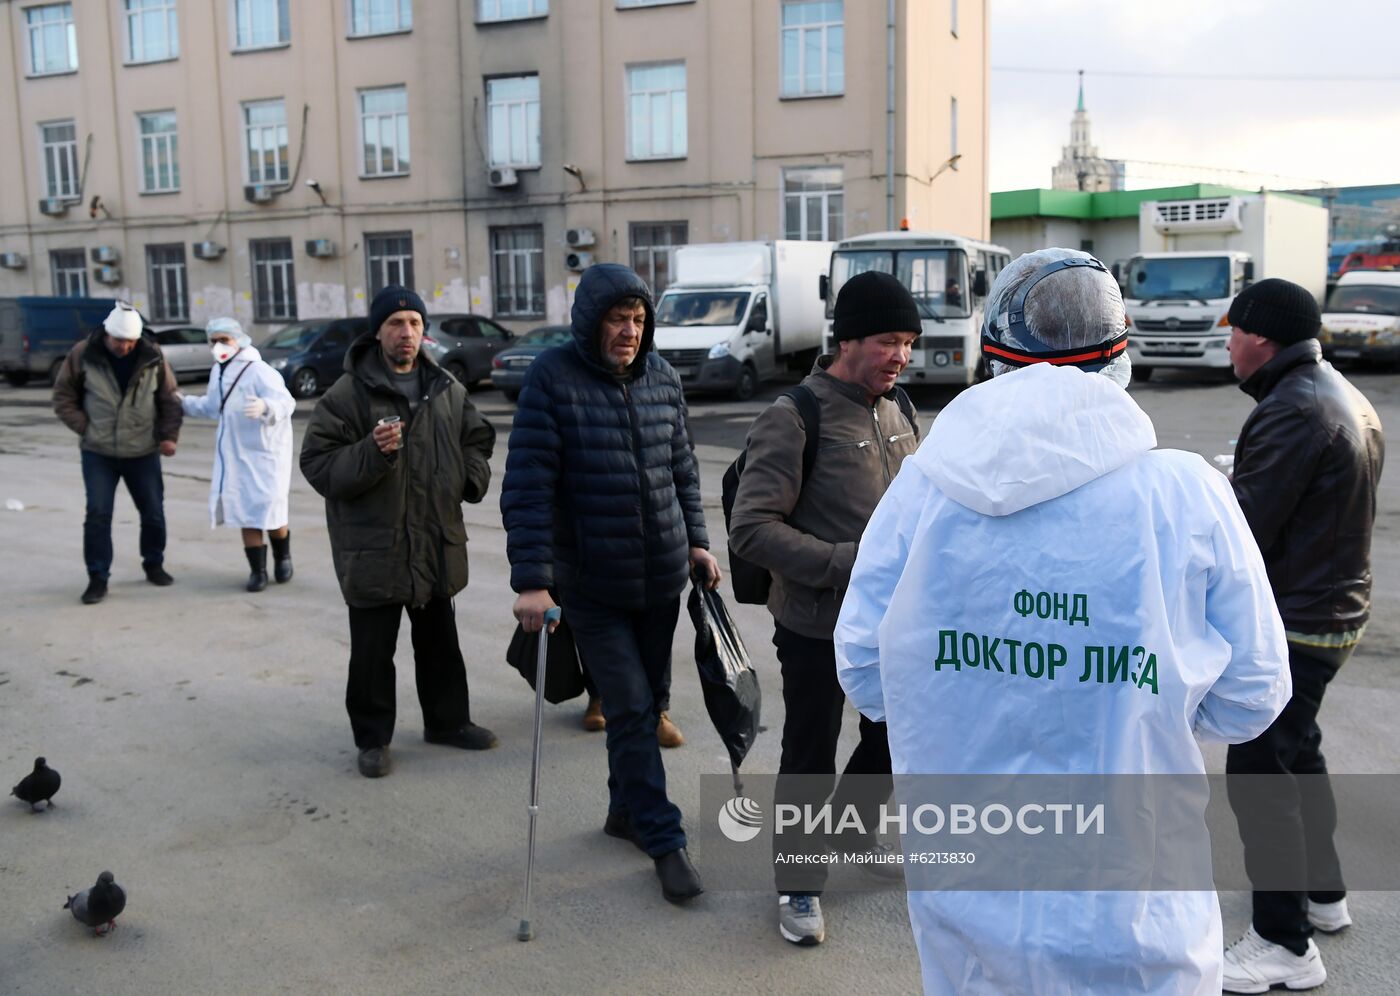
[782,384,822,480]
[892,385,919,440]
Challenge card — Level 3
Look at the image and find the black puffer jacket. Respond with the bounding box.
[501,264,708,610]
[1233,338,1384,633]
[300,336,495,608]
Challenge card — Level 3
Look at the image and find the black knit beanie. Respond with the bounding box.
[1227,278,1320,345]
[369,284,428,334]
[832,270,923,341]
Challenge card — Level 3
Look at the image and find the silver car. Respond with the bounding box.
[152,326,214,383]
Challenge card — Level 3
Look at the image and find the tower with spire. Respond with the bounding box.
[1051,71,1125,192]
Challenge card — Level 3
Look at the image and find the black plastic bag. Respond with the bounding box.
[506,613,586,704]
[688,578,761,770]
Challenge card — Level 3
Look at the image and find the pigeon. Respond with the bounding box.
[64,871,126,936]
[11,757,60,812]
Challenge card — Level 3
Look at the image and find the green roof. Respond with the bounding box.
[991,184,1323,221]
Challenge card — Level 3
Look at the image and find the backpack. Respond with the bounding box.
[721,384,918,605]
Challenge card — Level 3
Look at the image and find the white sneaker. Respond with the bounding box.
[1307,896,1352,933]
[1222,926,1327,993]
[777,894,825,946]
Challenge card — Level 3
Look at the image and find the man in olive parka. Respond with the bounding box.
[301,285,496,778]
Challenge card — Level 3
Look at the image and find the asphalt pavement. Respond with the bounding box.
[2,367,1398,995]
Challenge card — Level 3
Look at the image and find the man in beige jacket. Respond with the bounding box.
[729,269,921,947]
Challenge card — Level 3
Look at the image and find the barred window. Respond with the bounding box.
[251,239,296,322]
[491,226,544,318]
[146,244,188,322]
[366,232,414,296]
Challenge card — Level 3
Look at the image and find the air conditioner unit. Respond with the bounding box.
[0,252,26,270]
[37,197,70,217]
[487,166,518,188]
[91,246,120,264]
[1150,197,1245,235]
[192,240,226,260]
[94,265,122,286]
[565,251,594,272]
[565,227,596,248]
[304,238,337,258]
[244,184,276,204]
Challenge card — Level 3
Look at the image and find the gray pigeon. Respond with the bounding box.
[11,757,60,812]
[64,871,126,935]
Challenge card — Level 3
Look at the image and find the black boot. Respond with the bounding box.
[244,546,268,592]
[81,573,108,605]
[654,847,704,904]
[270,532,293,583]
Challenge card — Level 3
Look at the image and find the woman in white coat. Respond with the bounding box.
[180,317,297,591]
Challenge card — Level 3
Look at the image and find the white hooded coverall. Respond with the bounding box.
[181,346,296,530]
[835,363,1291,995]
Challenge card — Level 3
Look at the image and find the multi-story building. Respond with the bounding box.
[0,0,987,331]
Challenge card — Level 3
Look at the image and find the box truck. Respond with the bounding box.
[652,240,832,399]
[1120,192,1327,379]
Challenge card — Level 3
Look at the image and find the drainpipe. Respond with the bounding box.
[886,0,896,231]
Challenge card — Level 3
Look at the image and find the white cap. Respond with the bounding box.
[103,302,143,341]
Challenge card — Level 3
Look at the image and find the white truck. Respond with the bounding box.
[821,230,1012,387]
[1319,269,1400,364]
[653,240,832,399]
[1120,192,1327,379]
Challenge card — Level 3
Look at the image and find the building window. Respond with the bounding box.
[476,0,546,22]
[251,239,296,322]
[781,1,843,98]
[125,0,178,62]
[138,111,180,193]
[40,120,80,200]
[350,0,411,35]
[491,226,544,318]
[626,62,687,161]
[630,222,687,295]
[26,3,77,75]
[243,100,289,184]
[950,96,959,165]
[486,76,540,169]
[358,87,410,177]
[147,244,188,322]
[783,166,843,241]
[234,0,289,50]
[366,232,414,296]
[50,249,87,296]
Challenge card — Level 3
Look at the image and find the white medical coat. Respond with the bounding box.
[834,364,1291,995]
[181,346,296,530]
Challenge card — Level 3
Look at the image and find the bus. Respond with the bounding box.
[821,230,1011,387]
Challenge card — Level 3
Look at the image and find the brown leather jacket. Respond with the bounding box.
[1233,338,1384,634]
[729,357,919,639]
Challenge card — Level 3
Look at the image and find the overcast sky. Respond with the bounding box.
[988,0,1400,192]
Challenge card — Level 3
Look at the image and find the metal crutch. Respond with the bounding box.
[518,605,561,942]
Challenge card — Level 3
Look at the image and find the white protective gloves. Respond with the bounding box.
[242,396,268,419]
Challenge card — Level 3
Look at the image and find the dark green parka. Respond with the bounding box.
[300,336,495,608]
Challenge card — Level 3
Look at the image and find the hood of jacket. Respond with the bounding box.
[569,264,655,380]
[343,331,448,393]
[914,363,1157,517]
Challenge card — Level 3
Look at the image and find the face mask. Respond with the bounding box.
[211,342,239,363]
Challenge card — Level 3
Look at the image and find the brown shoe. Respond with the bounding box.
[657,711,684,748]
[582,695,606,732]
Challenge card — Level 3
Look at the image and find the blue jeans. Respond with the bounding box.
[81,449,166,579]
[562,590,685,858]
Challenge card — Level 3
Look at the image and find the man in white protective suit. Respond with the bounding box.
[833,247,1293,995]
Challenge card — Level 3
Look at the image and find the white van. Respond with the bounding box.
[1319,270,1400,363]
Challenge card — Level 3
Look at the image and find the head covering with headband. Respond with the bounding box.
[103,301,144,341]
[981,247,1131,387]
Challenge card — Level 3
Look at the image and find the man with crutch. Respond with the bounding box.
[502,262,720,905]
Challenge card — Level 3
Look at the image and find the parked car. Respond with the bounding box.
[152,326,215,383]
[420,314,516,387]
[0,295,124,386]
[489,324,572,401]
[259,317,368,399]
